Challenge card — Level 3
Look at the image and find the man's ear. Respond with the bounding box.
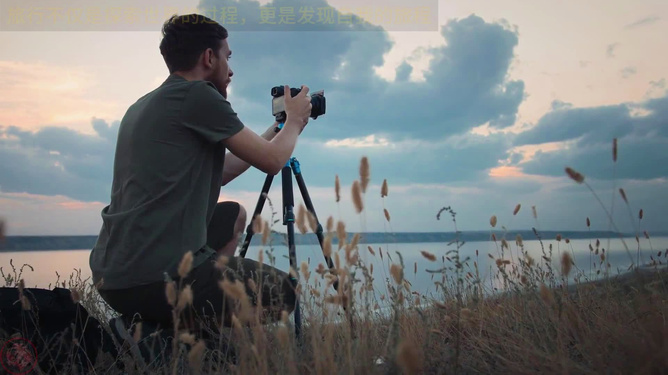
[203,48,214,68]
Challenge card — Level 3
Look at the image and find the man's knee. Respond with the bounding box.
[235,205,247,235]
[223,258,298,315]
[209,201,247,256]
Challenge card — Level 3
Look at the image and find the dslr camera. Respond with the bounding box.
[271,86,326,123]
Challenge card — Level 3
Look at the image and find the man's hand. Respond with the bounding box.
[283,85,312,131]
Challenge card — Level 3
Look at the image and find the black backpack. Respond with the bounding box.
[0,287,116,374]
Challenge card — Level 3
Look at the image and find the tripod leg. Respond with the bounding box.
[239,173,274,259]
[291,157,356,339]
[281,162,303,343]
[290,158,338,287]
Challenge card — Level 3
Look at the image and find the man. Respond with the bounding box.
[89,13,312,331]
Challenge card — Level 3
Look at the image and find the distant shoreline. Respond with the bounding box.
[1,230,664,251]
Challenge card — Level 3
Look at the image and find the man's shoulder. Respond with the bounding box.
[162,74,218,94]
[186,79,225,102]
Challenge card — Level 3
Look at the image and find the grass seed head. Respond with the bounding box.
[178,251,193,278]
[367,245,375,256]
[565,167,585,184]
[337,221,347,249]
[262,220,270,245]
[396,339,422,375]
[359,156,370,193]
[176,285,193,310]
[307,210,318,233]
[323,234,332,257]
[390,264,404,284]
[252,214,263,234]
[165,281,177,306]
[179,333,196,345]
[188,340,206,371]
[335,175,341,202]
[613,137,618,162]
[326,216,334,233]
[421,250,436,261]
[296,204,307,234]
[539,283,554,305]
[561,252,573,277]
[352,180,364,213]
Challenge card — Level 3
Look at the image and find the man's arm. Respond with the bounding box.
[221,85,312,177]
[221,121,279,186]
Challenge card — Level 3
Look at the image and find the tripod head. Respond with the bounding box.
[271,86,326,126]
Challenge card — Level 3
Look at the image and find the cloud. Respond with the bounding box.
[620,66,637,79]
[650,78,666,89]
[0,114,515,205]
[7,168,666,235]
[515,92,668,145]
[624,16,661,30]
[606,43,619,58]
[520,135,668,181]
[0,119,118,202]
[201,0,524,141]
[0,1,527,207]
[205,130,516,196]
[511,92,668,181]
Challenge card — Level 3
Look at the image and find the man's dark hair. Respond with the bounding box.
[159,14,229,74]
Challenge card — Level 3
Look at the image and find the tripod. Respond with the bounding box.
[238,123,340,342]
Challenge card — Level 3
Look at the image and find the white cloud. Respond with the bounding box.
[324,135,392,148]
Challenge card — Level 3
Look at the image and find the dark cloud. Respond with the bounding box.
[514,92,668,147]
[620,66,637,79]
[514,103,633,146]
[0,120,117,202]
[649,78,666,90]
[606,43,619,58]
[0,2,525,204]
[200,0,524,141]
[513,92,668,181]
[520,134,668,180]
[0,122,514,203]
[624,16,661,30]
[211,130,515,195]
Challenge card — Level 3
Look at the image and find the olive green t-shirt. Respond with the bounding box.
[90,74,244,290]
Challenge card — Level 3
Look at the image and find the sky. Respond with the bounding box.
[0,0,667,237]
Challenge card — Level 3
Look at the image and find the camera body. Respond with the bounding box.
[271,86,326,122]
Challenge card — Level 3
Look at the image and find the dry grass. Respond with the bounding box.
[1,139,667,375]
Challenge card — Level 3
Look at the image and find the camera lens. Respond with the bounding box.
[271,86,283,97]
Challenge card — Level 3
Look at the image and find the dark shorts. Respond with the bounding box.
[97,201,297,330]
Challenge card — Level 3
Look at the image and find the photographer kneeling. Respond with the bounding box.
[89,14,312,333]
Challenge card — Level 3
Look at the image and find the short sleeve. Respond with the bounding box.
[181,81,245,143]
